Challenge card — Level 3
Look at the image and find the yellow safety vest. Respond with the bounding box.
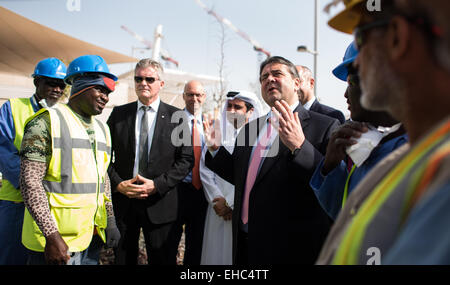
[333,120,450,264]
[0,98,35,202]
[22,103,112,253]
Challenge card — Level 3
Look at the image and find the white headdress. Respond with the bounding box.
[220,90,263,153]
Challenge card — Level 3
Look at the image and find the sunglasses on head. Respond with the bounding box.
[134,76,158,84]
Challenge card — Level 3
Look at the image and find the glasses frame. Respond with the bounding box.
[353,18,391,51]
[183,92,204,98]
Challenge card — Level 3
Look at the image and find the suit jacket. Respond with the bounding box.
[310,99,346,124]
[206,104,339,264]
[107,100,194,224]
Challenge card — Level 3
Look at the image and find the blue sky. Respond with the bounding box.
[1,0,353,115]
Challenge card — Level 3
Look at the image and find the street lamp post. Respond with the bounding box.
[297,0,319,99]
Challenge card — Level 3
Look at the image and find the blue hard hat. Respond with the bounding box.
[64,55,118,85]
[332,41,359,81]
[32,58,67,80]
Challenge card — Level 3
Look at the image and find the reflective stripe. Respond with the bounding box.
[96,118,111,154]
[43,181,105,194]
[341,164,357,208]
[53,137,91,149]
[97,142,111,153]
[54,108,73,193]
[333,121,450,264]
[96,118,107,138]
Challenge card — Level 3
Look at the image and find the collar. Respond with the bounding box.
[266,100,300,121]
[184,109,203,123]
[138,97,160,113]
[31,94,41,110]
[302,97,316,111]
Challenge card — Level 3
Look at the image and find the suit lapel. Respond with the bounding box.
[296,103,311,130]
[148,101,169,161]
[253,104,310,185]
[127,101,138,160]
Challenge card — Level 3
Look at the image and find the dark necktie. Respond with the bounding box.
[138,106,150,175]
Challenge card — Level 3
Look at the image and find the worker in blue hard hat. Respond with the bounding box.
[19,55,120,265]
[0,57,67,265]
[309,41,407,220]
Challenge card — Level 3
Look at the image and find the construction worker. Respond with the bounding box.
[317,0,450,264]
[20,55,121,265]
[0,57,67,265]
[309,42,407,220]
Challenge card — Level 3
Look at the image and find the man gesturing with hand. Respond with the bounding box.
[205,56,339,265]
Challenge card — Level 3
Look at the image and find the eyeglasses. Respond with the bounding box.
[134,76,159,84]
[184,93,204,98]
[354,14,443,52]
[353,19,391,51]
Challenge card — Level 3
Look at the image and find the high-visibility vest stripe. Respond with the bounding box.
[42,181,104,194]
[333,121,450,264]
[401,142,450,224]
[341,164,357,209]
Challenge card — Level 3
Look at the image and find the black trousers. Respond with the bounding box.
[114,199,180,265]
[175,182,208,265]
[236,230,249,265]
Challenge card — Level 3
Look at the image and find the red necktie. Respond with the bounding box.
[192,118,202,190]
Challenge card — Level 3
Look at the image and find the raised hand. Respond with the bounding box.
[272,100,305,152]
[203,113,222,151]
[322,121,368,175]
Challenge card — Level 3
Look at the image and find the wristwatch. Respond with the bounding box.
[291,147,301,156]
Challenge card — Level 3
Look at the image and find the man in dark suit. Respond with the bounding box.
[107,59,193,265]
[296,65,346,124]
[204,56,339,264]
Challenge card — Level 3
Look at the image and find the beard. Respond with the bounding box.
[226,112,247,129]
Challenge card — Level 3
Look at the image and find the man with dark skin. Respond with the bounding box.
[20,55,120,265]
[310,45,407,219]
[0,58,67,265]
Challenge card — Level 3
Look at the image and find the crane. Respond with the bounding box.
[121,25,179,67]
[194,0,271,58]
